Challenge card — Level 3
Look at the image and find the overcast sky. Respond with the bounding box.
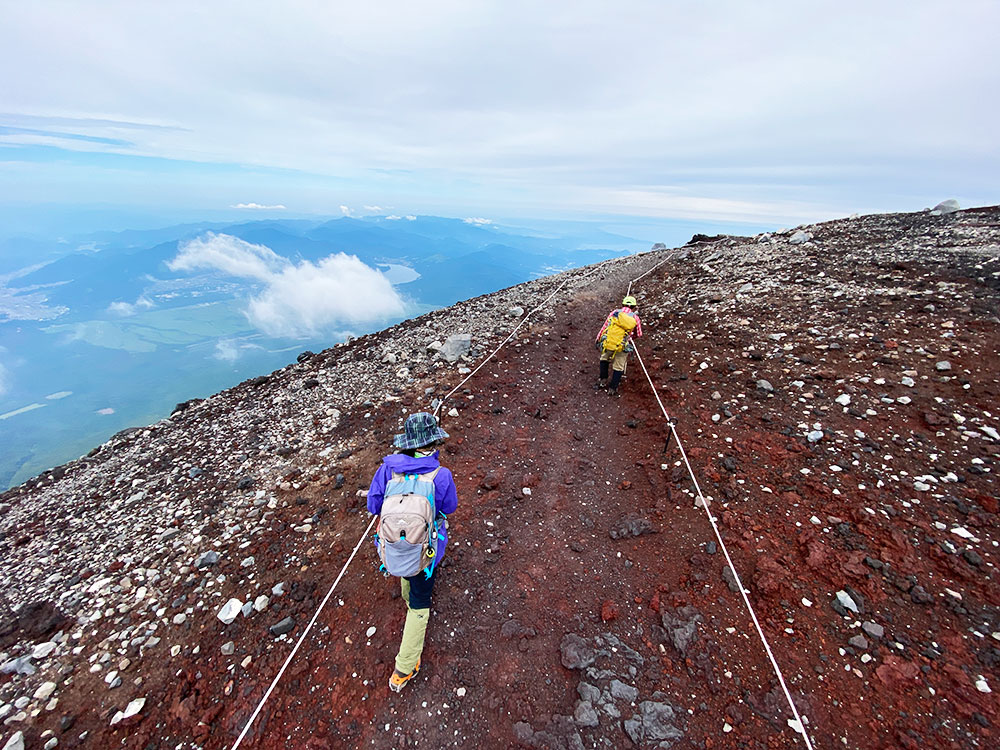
[1,0,997,228]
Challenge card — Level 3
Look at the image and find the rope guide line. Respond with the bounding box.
[230,515,376,750]
[630,342,815,749]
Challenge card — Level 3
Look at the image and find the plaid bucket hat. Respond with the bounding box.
[393,412,450,451]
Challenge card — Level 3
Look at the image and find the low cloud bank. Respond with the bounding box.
[232,203,286,210]
[169,233,406,337]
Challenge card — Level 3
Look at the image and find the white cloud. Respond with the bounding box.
[232,202,286,210]
[463,217,492,225]
[169,233,287,281]
[170,233,406,337]
[363,205,384,212]
[96,407,114,415]
[214,339,240,362]
[107,296,154,316]
[385,215,402,220]
[340,205,352,216]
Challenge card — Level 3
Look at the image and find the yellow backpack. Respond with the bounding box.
[603,310,637,353]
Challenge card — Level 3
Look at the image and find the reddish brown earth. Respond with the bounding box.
[3,208,999,749]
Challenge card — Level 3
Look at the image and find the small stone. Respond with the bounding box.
[574,700,600,728]
[848,635,869,650]
[172,613,186,625]
[559,634,595,670]
[756,379,774,393]
[862,621,885,639]
[270,617,295,636]
[109,697,145,725]
[788,230,813,245]
[935,361,952,372]
[2,732,24,750]
[365,626,377,638]
[835,590,859,614]
[194,551,218,569]
[975,676,991,693]
[221,642,235,655]
[217,599,243,625]
[609,679,638,702]
[33,682,57,701]
[807,430,824,443]
[835,394,851,406]
[253,595,269,613]
[32,642,57,660]
[456,687,467,697]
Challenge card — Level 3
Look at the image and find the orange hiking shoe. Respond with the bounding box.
[388,659,420,693]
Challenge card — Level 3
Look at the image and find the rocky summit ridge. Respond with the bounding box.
[1,205,999,749]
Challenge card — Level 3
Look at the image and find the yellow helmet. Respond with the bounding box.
[622,295,637,307]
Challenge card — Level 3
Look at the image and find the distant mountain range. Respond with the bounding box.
[0,215,640,488]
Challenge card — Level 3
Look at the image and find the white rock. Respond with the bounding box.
[835,394,851,406]
[901,376,915,387]
[253,595,270,613]
[930,199,959,215]
[456,687,467,697]
[218,598,243,625]
[172,613,186,625]
[975,676,991,693]
[981,426,1000,441]
[365,626,377,638]
[32,642,57,660]
[2,731,24,750]
[109,697,145,725]
[44,738,58,750]
[447,408,460,417]
[801,598,813,607]
[951,527,974,539]
[33,682,57,701]
[835,590,859,613]
[788,230,812,245]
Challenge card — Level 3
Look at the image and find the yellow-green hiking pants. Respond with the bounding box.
[396,578,430,674]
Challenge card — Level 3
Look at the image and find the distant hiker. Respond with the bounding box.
[367,412,458,692]
[595,295,643,397]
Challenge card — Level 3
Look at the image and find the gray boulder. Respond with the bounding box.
[930,199,959,215]
[660,606,702,655]
[560,633,595,670]
[624,701,683,744]
[437,333,472,362]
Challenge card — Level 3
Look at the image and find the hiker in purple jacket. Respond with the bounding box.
[367,412,458,692]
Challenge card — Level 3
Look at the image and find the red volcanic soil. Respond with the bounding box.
[2,208,998,750]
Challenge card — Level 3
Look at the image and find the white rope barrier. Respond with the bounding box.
[630,342,815,749]
[230,515,377,749]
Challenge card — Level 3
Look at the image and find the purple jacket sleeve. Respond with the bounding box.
[434,468,458,515]
[367,465,389,515]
